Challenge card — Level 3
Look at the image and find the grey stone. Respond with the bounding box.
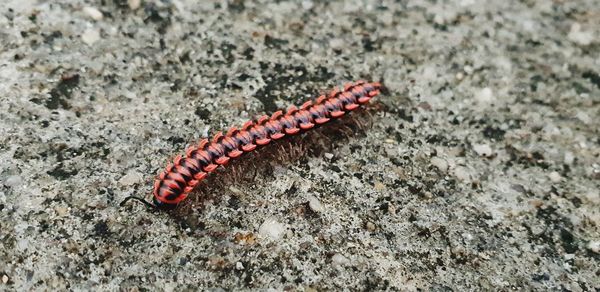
[0,0,598,290]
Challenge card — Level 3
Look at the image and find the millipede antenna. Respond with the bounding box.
[120,196,157,210]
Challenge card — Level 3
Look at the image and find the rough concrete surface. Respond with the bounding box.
[1,0,599,290]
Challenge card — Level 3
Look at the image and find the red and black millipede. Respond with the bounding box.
[121,80,382,209]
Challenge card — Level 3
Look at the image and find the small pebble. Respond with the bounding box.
[430,157,448,172]
[529,199,544,208]
[462,232,474,241]
[453,166,471,181]
[387,203,397,215]
[568,23,594,46]
[233,232,256,245]
[259,217,285,240]
[118,170,143,186]
[329,38,345,50]
[54,206,69,217]
[236,262,244,270]
[473,144,493,157]
[433,13,446,25]
[331,253,350,266]
[417,101,432,111]
[81,28,100,45]
[423,191,433,199]
[575,111,591,125]
[366,222,376,232]
[374,181,386,191]
[564,151,574,165]
[583,190,599,204]
[475,87,495,105]
[5,175,22,187]
[17,239,28,251]
[228,186,244,196]
[548,171,562,183]
[422,66,437,80]
[530,223,545,236]
[128,0,142,10]
[464,65,474,74]
[308,196,324,213]
[587,241,600,254]
[324,152,334,160]
[1,275,7,284]
[83,7,103,20]
[301,0,313,10]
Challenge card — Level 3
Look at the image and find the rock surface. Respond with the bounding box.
[0,0,598,290]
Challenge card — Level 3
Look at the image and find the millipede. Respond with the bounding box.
[121,80,382,210]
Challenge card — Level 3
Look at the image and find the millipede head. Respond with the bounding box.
[151,196,178,210]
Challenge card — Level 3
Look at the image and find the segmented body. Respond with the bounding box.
[154,80,382,205]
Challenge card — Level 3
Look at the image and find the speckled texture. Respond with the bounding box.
[1,0,599,290]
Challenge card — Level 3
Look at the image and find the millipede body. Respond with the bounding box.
[126,80,382,209]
